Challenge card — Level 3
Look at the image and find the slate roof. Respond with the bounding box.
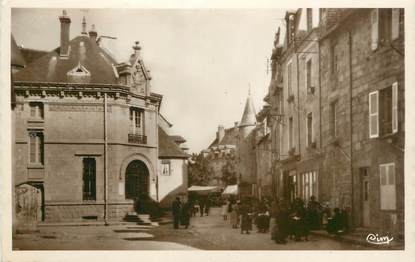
[14,35,118,84]
[11,35,25,68]
[158,127,189,159]
[208,127,238,148]
[20,48,48,64]
[239,94,257,127]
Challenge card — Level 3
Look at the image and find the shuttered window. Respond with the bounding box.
[371,9,379,50]
[370,82,399,138]
[391,9,400,40]
[380,163,396,210]
[287,62,293,97]
[369,91,379,138]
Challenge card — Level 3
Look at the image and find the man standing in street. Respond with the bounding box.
[172,197,182,229]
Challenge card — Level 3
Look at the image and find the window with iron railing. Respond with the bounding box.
[129,107,146,144]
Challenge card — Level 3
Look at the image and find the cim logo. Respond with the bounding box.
[366,233,394,245]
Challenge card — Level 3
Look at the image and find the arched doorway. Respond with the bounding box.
[125,160,149,199]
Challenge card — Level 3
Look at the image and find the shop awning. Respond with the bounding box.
[188,185,219,192]
[222,184,238,195]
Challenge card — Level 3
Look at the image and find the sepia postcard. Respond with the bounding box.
[1,0,414,261]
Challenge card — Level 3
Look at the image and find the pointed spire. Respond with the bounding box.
[81,16,87,35]
[239,89,256,127]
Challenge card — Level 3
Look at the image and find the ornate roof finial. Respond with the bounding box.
[81,16,87,35]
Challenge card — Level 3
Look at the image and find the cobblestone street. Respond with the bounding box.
[13,208,369,250]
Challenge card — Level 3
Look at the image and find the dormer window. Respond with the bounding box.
[67,61,91,83]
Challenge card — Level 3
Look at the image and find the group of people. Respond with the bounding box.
[221,197,271,234]
[171,196,214,229]
[171,197,192,229]
[221,195,350,245]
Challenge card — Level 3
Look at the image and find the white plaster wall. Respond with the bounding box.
[158,159,186,201]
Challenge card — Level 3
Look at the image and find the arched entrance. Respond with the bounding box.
[125,160,149,200]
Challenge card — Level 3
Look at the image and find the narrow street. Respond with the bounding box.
[13,207,369,250]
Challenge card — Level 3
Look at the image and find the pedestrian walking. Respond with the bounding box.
[180,200,192,229]
[274,199,289,244]
[199,197,205,217]
[229,200,239,228]
[205,197,211,216]
[221,198,229,221]
[172,197,182,229]
[239,201,252,234]
[306,195,322,230]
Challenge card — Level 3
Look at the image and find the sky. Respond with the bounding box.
[11,8,286,153]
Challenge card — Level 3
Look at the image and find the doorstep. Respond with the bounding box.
[37,221,137,227]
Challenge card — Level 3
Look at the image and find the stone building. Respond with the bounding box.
[203,124,238,187]
[272,8,321,203]
[266,8,404,235]
[254,105,272,199]
[235,93,258,196]
[318,8,404,234]
[11,10,186,223]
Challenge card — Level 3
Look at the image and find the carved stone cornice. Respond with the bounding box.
[13,81,162,105]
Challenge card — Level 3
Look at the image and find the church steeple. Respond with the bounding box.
[239,90,256,128]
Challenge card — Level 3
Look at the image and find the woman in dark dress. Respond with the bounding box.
[239,201,252,234]
[180,201,192,229]
[275,199,290,244]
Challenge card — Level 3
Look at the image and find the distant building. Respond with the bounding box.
[203,123,238,187]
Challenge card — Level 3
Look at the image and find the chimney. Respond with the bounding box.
[217,125,225,142]
[81,16,87,35]
[234,121,239,128]
[88,24,98,43]
[59,10,71,56]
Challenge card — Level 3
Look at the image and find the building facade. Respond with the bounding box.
[266,8,404,235]
[203,124,238,187]
[12,11,188,224]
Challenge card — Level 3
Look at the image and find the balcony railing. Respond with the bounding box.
[128,133,147,144]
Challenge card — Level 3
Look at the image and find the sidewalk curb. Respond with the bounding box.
[310,230,404,250]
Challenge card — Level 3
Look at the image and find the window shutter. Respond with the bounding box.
[380,163,396,210]
[371,9,379,50]
[369,91,379,138]
[391,9,400,40]
[392,82,398,133]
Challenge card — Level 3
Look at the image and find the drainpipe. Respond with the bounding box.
[155,104,159,202]
[296,53,301,160]
[318,36,322,200]
[104,93,108,225]
[348,29,354,230]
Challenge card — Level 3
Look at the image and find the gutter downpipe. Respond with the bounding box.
[348,29,354,230]
[318,34,323,200]
[104,93,109,225]
[156,103,159,202]
[296,49,301,162]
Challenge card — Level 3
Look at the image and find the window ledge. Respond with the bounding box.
[27,164,44,169]
[28,118,44,123]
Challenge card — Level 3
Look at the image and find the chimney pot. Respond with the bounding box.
[88,24,98,42]
[59,10,71,57]
[217,125,225,142]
